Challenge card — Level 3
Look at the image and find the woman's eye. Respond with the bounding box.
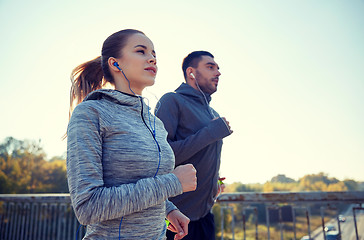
[137,50,145,54]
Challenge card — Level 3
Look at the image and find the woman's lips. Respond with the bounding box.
[145,67,157,74]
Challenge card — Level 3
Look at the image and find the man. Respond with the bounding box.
[155,51,232,240]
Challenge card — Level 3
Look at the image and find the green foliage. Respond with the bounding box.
[343,179,359,191]
[223,173,361,194]
[0,137,68,193]
[270,174,296,183]
[1,136,362,194]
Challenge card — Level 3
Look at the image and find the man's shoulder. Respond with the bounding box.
[156,92,185,116]
[160,91,182,103]
[161,91,177,97]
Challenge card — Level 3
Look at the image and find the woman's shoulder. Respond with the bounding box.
[74,99,103,113]
[71,98,114,122]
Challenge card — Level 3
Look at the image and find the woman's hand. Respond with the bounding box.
[166,210,190,240]
[172,164,197,192]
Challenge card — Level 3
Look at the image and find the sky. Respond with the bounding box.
[0,0,363,184]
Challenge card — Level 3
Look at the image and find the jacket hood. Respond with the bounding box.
[84,89,140,107]
[175,83,212,104]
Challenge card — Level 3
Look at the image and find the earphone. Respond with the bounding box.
[189,72,217,118]
[117,99,161,239]
[113,62,136,96]
[113,62,123,72]
[75,60,162,240]
[111,61,160,238]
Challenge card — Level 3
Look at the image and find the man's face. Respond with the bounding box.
[194,56,221,95]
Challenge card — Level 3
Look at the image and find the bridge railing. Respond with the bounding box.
[0,194,84,240]
[1,192,364,240]
[215,191,364,240]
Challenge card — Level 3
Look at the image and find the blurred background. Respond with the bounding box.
[0,0,363,185]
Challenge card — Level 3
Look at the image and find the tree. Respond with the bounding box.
[327,182,347,191]
[0,170,11,193]
[0,137,68,193]
[270,174,296,183]
[343,179,359,191]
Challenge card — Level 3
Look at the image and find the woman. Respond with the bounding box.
[67,29,197,239]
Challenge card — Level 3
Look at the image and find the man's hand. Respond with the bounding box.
[221,117,233,133]
[167,210,190,240]
[213,117,233,133]
[216,177,226,198]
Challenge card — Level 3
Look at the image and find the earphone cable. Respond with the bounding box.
[195,80,216,118]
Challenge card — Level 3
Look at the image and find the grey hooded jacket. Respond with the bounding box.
[67,89,183,239]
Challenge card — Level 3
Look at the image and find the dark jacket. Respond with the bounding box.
[155,83,231,220]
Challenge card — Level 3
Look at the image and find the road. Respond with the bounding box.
[311,207,364,240]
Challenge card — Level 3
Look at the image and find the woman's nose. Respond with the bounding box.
[148,55,156,65]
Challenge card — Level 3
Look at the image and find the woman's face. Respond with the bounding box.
[117,33,157,95]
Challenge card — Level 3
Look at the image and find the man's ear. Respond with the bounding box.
[186,67,195,79]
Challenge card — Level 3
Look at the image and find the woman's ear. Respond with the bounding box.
[108,57,121,72]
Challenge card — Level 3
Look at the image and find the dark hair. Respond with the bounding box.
[69,29,144,115]
[182,51,214,80]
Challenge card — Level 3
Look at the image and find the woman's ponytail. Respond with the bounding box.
[69,56,104,117]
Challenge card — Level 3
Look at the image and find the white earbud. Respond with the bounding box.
[190,73,195,78]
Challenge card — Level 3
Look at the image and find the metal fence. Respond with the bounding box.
[0,194,85,240]
[1,192,364,240]
[216,191,364,240]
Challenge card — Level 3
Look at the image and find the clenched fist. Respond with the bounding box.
[172,164,197,192]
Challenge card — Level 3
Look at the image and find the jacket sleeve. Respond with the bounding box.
[155,93,231,165]
[165,199,178,216]
[67,104,183,225]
